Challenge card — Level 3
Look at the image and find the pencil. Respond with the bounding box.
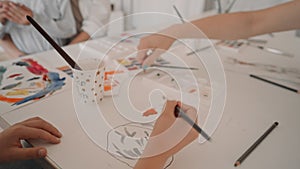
[26,16,82,70]
[186,45,212,56]
[186,40,224,56]
[250,74,299,94]
[174,105,211,141]
[172,5,185,23]
[152,64,199,70]
[234,122,279,167]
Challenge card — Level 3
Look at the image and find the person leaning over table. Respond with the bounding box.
[0,101,198,169]
[0,0,77,58]
[69,0,111,44]
[137,0,300,66]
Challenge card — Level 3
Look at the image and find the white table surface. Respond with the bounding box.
[1,31,300,169]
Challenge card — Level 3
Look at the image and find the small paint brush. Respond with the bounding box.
[173,5,185,23]
[174,105,211,141]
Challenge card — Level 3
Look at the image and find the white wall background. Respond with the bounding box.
[110,0,205,31]
[109,0,290,32]
[230,0,290,12]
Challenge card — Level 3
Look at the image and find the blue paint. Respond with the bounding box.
[13,72,66,105]
[15,76,25,80]
[1,82,22,90]
[0,66,7,86]
[143,65,148,70]
[27,77,40,81]
[13,61,29,67]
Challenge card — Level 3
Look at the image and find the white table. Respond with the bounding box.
[1,31,300,169]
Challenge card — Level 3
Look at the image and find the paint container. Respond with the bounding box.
[72,58,106,104]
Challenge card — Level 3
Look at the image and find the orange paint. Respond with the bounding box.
[143,108,158,117]
[0,94,23,103]
[104,85,112,91]
[104,71,124,80]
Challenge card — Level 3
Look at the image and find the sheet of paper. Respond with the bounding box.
[0,57,71,115]
[222,54,300,89]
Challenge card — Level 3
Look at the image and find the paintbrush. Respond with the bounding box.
[175,105,211,141]
[151,64,198,70]
[173,5,185,23]
[26,16,82,70]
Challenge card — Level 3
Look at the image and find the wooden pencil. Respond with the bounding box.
[250,74,299,94]
[234,122,279,167]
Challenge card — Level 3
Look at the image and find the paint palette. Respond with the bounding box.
[0,58,70,114]
[115,56,170,71]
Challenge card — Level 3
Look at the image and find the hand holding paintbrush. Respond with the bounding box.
[139,101,199,162]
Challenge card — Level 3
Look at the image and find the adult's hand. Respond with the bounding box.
[0,1,10,24]
[0,117,62,163]
[6,2,33,25]
[136,30,177,67]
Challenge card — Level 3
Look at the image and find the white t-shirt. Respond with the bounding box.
[79,0,111,38]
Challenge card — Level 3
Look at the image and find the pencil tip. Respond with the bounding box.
[234,161,240,167]
[207,137,212,142]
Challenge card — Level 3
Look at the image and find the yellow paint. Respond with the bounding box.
[6,89,30,96]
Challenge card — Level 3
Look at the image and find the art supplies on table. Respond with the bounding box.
[113,67,205,123]
[173,5,185,23]
[250,74,299,94]
[57,64,126,97]
[175,105,211,141]
[27,16,82,70]
[234,122,279,167]
[115,56,170,71]
[222,54,300,90]
[217,40,247,53]
[248,44,294,58]
[0,57,71,114]
[217,38,293,57]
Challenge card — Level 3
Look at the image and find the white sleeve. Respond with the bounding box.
[0,22,12,39]
[33,0,77,38]
[80,0,111,38]
[0,23,7,39]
